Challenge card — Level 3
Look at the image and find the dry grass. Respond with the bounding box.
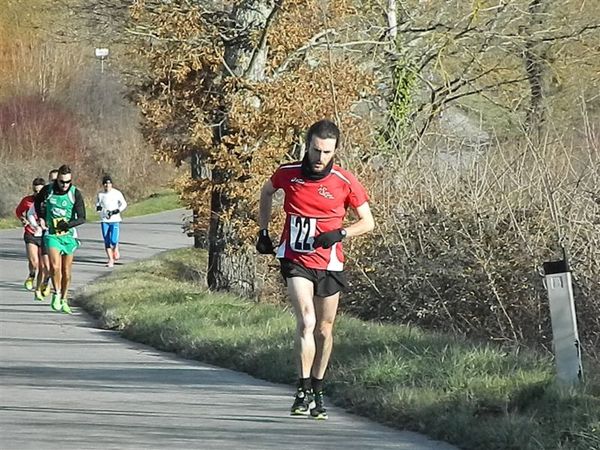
[343,115,600,360]
[0,1,178,216]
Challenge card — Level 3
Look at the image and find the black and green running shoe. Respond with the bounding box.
[310,390,328,420]
[290,388,314,416]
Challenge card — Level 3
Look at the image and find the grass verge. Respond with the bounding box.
[76,248,600,450]
[0,190,182,230]
[120,190,182,218]
[0,217,21,230]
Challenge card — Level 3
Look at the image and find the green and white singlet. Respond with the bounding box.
[43,185,80,255]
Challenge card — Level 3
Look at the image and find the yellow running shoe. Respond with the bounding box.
[24,276,35,291]
[34,290,44,302]
[41,281,52,297]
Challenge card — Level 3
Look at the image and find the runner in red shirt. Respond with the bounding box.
[15,177,46,296]
[257,119,375,419]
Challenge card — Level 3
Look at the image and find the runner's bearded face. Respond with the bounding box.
[103,180,112,192]
[307,137,336,173]
[57,175,72,192]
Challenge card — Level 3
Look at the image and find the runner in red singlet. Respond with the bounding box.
[257,119,375,419]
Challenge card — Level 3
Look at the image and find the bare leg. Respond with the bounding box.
[287,277,317,379]
[25,242,39,277]
[61,254,74,299]
[41,253,51,281]
[312,293,340,379]
[35,246,44,288]
[105,247,114,265]
[48,248,62,294]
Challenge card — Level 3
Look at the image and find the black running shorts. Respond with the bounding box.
[279,258,348,297]
[23,233,42,247]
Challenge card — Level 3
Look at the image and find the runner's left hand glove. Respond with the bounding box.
[55,220,70,232]
[256,229,275,254]
[313,229,345,249]
[107,209,119,218]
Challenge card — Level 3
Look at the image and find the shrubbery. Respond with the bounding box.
[0,8,177,216]
[344,131,600,359]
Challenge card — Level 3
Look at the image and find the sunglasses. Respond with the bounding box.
[57,179,72,185]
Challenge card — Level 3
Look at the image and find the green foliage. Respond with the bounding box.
[377,58,417,157]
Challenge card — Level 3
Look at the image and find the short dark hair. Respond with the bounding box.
[32,177,45,186]
[306,119,341,149]
[48,169,58,177]
[58,165,71,175]
[102,175,113,184]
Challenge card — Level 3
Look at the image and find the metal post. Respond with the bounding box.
[542,253,583,385]
[95,48,109,74]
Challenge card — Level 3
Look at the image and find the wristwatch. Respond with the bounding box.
[340,228,347,238]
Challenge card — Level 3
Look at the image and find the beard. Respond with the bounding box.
[301,154,334,180]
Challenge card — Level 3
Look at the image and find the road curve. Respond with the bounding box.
[0,210,458,450]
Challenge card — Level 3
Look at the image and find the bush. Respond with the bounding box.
[343,129,600,359]
[0,15,178,217]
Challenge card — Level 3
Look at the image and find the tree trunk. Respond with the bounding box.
[207,188,256,296]
[206,0,275,296]
[191,150,210,249]
[524,0,546,140]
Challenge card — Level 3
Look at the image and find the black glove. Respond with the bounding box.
[107,209,119,218]
[96,205,102,212]
[55,220,70,232]
[313,229,345,249]
[256,229,275,254]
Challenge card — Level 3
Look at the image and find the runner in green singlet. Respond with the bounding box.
[34,165,86,314]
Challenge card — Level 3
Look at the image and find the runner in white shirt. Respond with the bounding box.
[95,175,127,267]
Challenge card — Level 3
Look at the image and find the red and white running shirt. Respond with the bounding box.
[15,195,38,236]
[271,162,369,271]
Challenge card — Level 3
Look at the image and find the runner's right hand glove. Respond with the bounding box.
[313,229,345,249]
[55,220,70,232]
[256,229,275,254]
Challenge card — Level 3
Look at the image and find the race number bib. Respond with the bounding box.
[52,218,68,236]
[290,215,316,253]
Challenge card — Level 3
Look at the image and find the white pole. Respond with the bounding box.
[543,257,583,385]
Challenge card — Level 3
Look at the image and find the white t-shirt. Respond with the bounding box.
[96,188,128,223]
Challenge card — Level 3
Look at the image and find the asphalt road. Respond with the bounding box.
[0,210,458,450]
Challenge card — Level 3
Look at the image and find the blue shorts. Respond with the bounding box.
[101,222,120,248]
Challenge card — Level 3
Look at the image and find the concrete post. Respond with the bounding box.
[543,257,583,385]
